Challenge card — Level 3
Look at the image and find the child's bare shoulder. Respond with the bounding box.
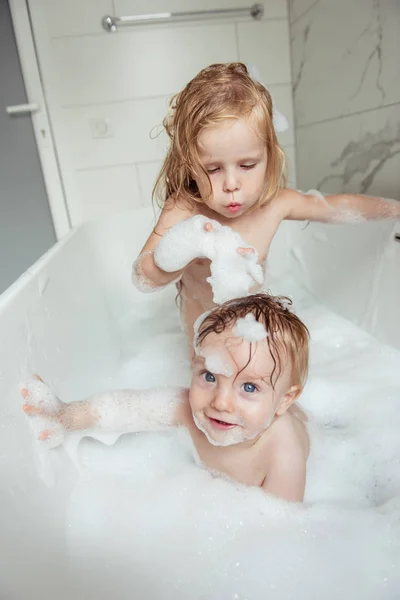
[271,187,304,216]
[261,413,308,501]
[156,196,196,230]
[267,410,309,463]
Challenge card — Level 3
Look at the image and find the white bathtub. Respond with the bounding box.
[1,207,399,599]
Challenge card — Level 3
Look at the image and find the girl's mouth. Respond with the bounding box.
[227,203,242,213]
[207,416,237,430]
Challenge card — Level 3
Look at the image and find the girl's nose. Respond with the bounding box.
[223,170,240,193]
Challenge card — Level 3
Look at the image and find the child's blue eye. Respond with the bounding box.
[241,164,256,170]
[203,371,216,383]
[243,382,257,393]
[206,168,219,174]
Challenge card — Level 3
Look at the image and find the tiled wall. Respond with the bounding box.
[288,0,400,349]
[29,0,295,226]
[289,0,400,199]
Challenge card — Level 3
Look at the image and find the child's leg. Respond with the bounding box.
[21,376,96,439]
[21,376,187,440]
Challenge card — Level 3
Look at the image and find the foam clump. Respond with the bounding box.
[154,215,263,304]
[198,347,233,377]
[233,313,268,342]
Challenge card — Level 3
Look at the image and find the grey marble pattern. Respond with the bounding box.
[296,103,400,198]
[289,0,400,126]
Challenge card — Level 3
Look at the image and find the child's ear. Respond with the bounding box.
[275,385,302,416]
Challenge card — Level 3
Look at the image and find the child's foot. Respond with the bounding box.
[20,375,65,446]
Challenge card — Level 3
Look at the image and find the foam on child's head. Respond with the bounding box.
[153,62,286,209]
[195,293,310,388]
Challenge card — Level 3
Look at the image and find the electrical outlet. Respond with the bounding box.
[89,117,113,139]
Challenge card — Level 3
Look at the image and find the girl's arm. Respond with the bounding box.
[280,188,400,224]
[21,378,188,439]
[133,198,195,292]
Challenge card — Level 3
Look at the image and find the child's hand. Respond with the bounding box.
[237,247,255,256]
[21,375,65,447]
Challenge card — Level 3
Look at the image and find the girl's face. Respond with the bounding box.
[194,115,268,218]
[189,327,300,447]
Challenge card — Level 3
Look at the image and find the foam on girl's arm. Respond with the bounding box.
[285,189,400,224]
[132,250,183,293]
[132,200,196,293]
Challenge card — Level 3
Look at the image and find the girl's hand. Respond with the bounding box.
[237,247,255,257]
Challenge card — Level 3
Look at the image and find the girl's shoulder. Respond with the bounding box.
[266,187,304,219]
[156,196,197,228]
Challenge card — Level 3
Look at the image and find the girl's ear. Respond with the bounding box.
[275,385,302,416]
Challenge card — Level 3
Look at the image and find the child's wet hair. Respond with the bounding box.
[196,294,310,389]
[153,62,286,209]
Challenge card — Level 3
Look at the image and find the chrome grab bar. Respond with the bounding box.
[102,4,264,32]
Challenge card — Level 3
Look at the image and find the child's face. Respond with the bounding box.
[189,326,299,447]
[194,116,268,219]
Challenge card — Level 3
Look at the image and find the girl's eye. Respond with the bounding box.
[203,371,216,383]
[241,164,256,170]
[206,168,219,174]
[243,382,257,393]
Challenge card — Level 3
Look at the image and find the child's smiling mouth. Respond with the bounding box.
[207,416,237,430]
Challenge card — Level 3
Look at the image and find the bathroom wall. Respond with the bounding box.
[27,0,295,226]
[287,0,400,348]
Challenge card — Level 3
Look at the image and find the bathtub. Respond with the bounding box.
[1,207,399,600]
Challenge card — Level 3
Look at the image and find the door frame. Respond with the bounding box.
[8,0,71,239]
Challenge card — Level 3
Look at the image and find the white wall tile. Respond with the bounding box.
[61,97,170,169]
[291,0,400,126]
[75,165,141,224]
[296,103,400,200]
[137,161,164,206]
[268,84,295,147]
[115,0,287,19]
[288,0,316,23]
[238,20,291,85]
[43,0,112,37]
[283,144,296,187]
[50,24,237,106]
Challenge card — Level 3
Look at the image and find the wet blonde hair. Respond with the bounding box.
[196,294,309,389]
[153,62,286,209]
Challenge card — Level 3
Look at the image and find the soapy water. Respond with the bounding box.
[50,287,400,599]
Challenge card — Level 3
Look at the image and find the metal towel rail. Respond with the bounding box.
[102,4,264,32]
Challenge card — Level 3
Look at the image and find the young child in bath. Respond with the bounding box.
[133,62,400,341]
[21,293,310,503]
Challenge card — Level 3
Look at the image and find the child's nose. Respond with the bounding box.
[211,388,235,412]
[223,170,240,193]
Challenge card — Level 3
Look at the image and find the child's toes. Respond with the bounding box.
[38,429,53,441]
[20,379,61,414]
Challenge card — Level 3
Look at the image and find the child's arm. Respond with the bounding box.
[133,199,194,292]
[262,448,306,502]
[21,377,188,440]
[280,188,400,224]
